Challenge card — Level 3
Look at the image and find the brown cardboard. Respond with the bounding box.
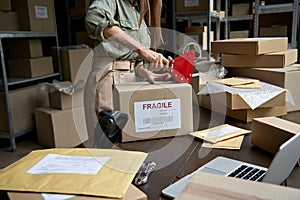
[113,83,193,142]
[232,3,250,16]
[221,49,298,68]
[208,90,286,110]
[200,94,287,122]
[8,184,147,200]
[260,25,288,37]
[231,64,300,112]
[8,56,53,78]
[229,30,249,39]
[0,0,12,11]
[35,106,88,148]
[12,0,55,31]
[251,117,300,154]
[49,88,84,110]
[176,0,213,13]
[7,39,43,58]
[211,37,288,55]
[176,172,300,200]
[185,26,207,33]
[0,11,19,31]
[0,85,49,132]
[60,48,93,83]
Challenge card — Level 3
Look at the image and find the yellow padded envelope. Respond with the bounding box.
[0,148,147,198]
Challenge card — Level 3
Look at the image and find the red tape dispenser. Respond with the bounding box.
[170,50,195,83]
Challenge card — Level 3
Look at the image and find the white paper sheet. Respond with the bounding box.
[42,193,75,200]
[27,154,110,175]
[200,126,241,139]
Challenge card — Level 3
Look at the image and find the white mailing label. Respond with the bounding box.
[35,6,48,19]
[134,99,181,133]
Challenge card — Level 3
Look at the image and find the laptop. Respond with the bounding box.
[162,133,300,199]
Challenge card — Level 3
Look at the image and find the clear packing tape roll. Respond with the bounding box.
[38,80,86,96]
[198,80,295,110]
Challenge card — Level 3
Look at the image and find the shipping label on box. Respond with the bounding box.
[134,99,181,133]
[113,83,193,142]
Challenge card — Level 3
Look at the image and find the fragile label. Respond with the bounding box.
[134,99,181,132]
[35,6,48,19]
[184,0,199,7]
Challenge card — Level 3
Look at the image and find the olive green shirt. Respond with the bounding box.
[85,0,151,60]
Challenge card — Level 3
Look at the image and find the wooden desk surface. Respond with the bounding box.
[117,108,300,200]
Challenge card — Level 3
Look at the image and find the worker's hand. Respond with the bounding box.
[136,48,169,72]
[137,67,171,84]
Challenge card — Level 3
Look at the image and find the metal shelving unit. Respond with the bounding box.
[172,0,225,60]
[0,4,61,152]
[254,0,299,48]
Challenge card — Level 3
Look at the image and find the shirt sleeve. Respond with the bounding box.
[85,0,120,42]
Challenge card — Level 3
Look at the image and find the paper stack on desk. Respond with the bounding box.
[190,124,251,150]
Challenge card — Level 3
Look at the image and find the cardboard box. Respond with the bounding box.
[35,106,88,148]
[221,49,298,68]
[7,39,43,58]
[206,90,286,110]
[185,26,207,33]
[211,37,288,55]
[0,85,49,132]
[113,83,193,142]
[229,30,249,39]
[231,3,250,16]
[49,88,84,110]
[231,64,300,112]
[0,0,12,11]
[0,11,19,31]
[12,0,55,31]
[176,0,213,13]
[251,117,300,154]
[60,48,93,83]
[200,94,287,122]
[8,184,147,200]
[8,56,54,78]
[260,25,288,37]
[176,172,300,200]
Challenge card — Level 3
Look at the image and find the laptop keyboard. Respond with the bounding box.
[228,165,266,181]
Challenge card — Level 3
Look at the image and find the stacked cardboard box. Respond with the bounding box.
[0,0,19,31]
[0,85,49,132]
[198,38,294,122]
[176,0,214,13]
[60,47,93,83]
[216,37,300,112]
[7,39,54,78]
[35,81,88,148]
[12,0,55,32]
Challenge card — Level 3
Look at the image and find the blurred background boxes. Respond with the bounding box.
[176,0,213,13]
[0,11,19,31]
[0,85,49,132]
[0,0,12,11]
[8,56,53,78]
[7,39,43,58]
[231,3,251,16]
[12,0,55,32]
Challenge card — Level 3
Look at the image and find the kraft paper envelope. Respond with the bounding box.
[190,124,250,143]
[214,77,261,88]
[0,148,147,199]
[202,135,245,150]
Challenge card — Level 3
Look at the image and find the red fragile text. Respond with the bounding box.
[143,102,172,110]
